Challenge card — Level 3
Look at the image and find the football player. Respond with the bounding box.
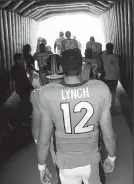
[30,57,63,184]
[33,43,52,86]
[86,36,102,58]
[37,49,116,184]
[36,37,43,52]
[81,48,104,81]
[101,43,120,113]
[54,32,65,55]
[60,31,78,55]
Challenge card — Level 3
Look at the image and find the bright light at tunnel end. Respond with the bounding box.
[37,14,106,55]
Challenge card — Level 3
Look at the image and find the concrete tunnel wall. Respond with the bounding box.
[101,1,133,100]
[0,10,39,97]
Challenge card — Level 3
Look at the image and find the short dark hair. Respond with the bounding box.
[65,31,71,37]
[13,53,22,63]
[90,36,95,42]
[23,44,31,54]
[60,32,64,37]
[60,49,82,76]
[39,43,45,53]
[106,43,114,51]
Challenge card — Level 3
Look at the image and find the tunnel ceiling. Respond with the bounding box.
[0,1,116,21]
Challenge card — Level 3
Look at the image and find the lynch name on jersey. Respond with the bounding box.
[61,87,90,100]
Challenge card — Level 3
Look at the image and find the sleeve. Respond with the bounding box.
[38,89,53,143]
[102,84,112,112]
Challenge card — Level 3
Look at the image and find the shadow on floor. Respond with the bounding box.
[0,125,33,171]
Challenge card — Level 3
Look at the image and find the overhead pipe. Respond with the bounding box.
[0,1,12,9]
[9,1,23,11]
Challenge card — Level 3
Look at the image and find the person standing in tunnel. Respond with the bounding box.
[54,32,65,55]
[80,48,105,81]
[36,49,116,184]
[101,43,120,113]
[33,43,53,86]
[60,31,78,55]
[10,53,33,128]
[86,36,102,59]
[23,44,35,83]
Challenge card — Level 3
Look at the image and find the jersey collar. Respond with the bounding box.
[60,80,88,87]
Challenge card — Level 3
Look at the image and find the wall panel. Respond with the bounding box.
[7,12,13,66]
[0,10,39,101]
[0,10,6,72]
[11,13,17,54]
[18,14,21,52]
[101,1,133,100]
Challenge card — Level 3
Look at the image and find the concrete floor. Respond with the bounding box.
[0,98,133,184]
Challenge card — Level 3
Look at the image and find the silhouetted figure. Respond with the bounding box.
[23,44,34,83]
[101,43,120,112]
[10,53,33,128]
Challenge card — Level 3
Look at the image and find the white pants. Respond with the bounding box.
[59,165,91,184]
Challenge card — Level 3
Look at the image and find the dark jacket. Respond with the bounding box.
[11,63,33,98]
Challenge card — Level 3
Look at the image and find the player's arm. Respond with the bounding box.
[37,90,54,166]
[100,87,116,157]
[30,90,40,143]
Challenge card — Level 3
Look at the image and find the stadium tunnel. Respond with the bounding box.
[0,0,133,127]
[0,1,133,184]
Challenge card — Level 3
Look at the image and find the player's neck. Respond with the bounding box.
[64,76,81,84]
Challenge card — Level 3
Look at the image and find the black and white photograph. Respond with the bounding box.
[0,1,133,184]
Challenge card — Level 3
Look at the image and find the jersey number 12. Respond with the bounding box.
[61,102,94,134]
